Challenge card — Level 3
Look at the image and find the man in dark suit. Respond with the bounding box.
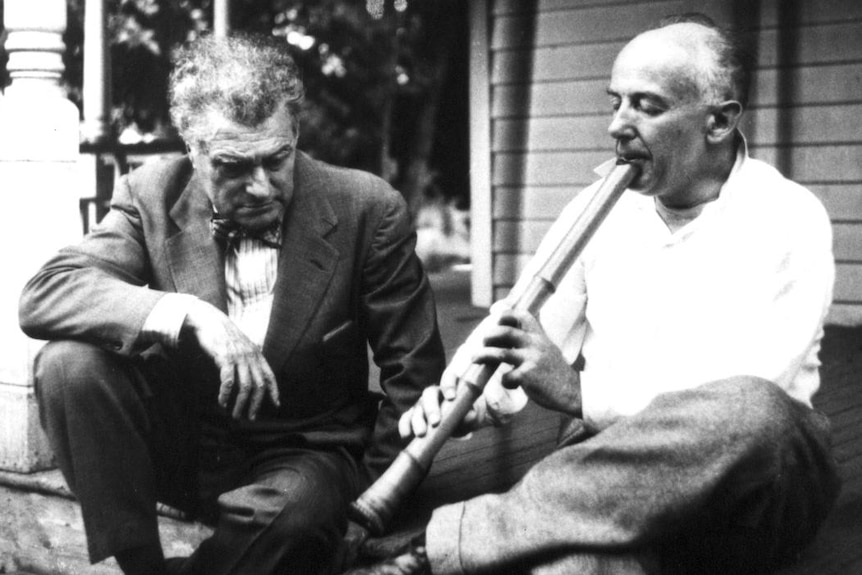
[19,34,445,575]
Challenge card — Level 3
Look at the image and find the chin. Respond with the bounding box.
[626,177,648,192]
[245,215,279,231]
[240,205,283,230]
[629,182,660,198]
[625,169,656,195]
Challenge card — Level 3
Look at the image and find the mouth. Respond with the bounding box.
[615,144,649,164]
[239,202,276,215]
[617,153,649,165]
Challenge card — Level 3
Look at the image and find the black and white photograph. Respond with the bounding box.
[0,1,859,574]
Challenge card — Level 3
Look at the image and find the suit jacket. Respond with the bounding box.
[19,151,446,484]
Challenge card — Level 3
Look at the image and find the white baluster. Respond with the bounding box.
[0,0,81,471]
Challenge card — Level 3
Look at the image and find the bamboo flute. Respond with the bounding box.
[350,160,640,536]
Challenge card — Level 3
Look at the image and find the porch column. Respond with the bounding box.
[0,0,81,471]
[81,0,110,143]
[214,0,230,38]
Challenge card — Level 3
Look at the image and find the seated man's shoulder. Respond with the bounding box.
[124,155,194,203]
[299,152,404,213]
[742,157,830,229]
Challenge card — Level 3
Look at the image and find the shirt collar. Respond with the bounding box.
[590,132,748,240]
[706,130,747,210]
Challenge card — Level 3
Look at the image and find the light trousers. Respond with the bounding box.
[426,377,841,575]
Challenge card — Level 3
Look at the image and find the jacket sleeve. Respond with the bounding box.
[359,187,446,485]
[18,175,165,356]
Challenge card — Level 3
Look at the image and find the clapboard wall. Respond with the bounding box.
[469,0,862,325]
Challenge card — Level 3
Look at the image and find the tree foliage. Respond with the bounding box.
[0,0,468,212]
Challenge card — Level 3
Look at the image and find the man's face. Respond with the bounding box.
[191,103,298,231]
[606,26,715,208]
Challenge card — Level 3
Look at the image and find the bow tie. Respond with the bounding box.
[211,216,282,249]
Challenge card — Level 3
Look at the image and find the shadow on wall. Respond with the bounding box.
[415,199,470,272]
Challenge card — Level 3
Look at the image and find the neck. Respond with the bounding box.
[659,142,737,210]
[654,197,712,233]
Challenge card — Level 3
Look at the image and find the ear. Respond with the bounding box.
[186,143,195,166]
[706,100,743,143]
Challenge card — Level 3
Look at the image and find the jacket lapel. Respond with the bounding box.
[165,171,228,313]
[263,154,339,372]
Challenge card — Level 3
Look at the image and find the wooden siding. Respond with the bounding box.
[478,0,862,322]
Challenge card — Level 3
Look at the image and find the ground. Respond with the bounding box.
[1,267,860,574]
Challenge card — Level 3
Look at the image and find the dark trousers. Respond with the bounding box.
[426,376,842,575]
[34,340,361,575]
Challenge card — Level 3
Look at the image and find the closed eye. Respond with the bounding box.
[636,99,664,116]
[632,93,667,116]
[212,158,252,179]
[262,150,292,171]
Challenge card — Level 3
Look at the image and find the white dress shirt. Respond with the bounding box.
[454,140,834,432]
[141,229,280,349]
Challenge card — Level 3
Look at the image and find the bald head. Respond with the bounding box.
[618,16,752,109]
[605,14,748,207]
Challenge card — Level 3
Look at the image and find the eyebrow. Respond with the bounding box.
[211,142,295,163]
[606,88,670,107]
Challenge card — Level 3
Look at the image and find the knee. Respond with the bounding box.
[699,376,837,488]
[220,480,347,569]
[35,340,135,415]
[224,480,345,540]
[699,376,798,441]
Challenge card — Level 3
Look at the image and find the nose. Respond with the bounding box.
[245,165,270,199]
[608,102,636,142]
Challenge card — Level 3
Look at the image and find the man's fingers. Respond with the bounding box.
[501,365,527,390]
[498,308,540,331]
[259,360,279,408]
[439,368,458,400]
[410,403,429,438]
[247,373,267,422]
[473,346,522,368]
[231,363,253,419]
[483,325,530,349]
[218,364,235,408]
[420,386,443,427]
[246,359,280,420]
[266,375,280,409]
[398,407,414,439]
[496,310,522,329]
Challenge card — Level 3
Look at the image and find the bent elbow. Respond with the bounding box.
[18,284,49,340]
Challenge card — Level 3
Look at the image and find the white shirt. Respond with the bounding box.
[224,235,279,347]
[455,141,834,432]
[141,232,280,349]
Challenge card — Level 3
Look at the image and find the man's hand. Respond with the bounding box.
[182,299,280,420]
[474,309,581,416]
[397,384,480,440]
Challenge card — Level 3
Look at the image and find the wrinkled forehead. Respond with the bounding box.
[191,101,298,155]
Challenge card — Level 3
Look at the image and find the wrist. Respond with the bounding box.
[559,370,583,417]
[179,299,216,344]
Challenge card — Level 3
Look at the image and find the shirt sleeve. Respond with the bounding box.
[139,293,199,348]
[736,195,834,403]
[359,184,446,484]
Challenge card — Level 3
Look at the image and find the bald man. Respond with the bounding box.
[355,13,840,575]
